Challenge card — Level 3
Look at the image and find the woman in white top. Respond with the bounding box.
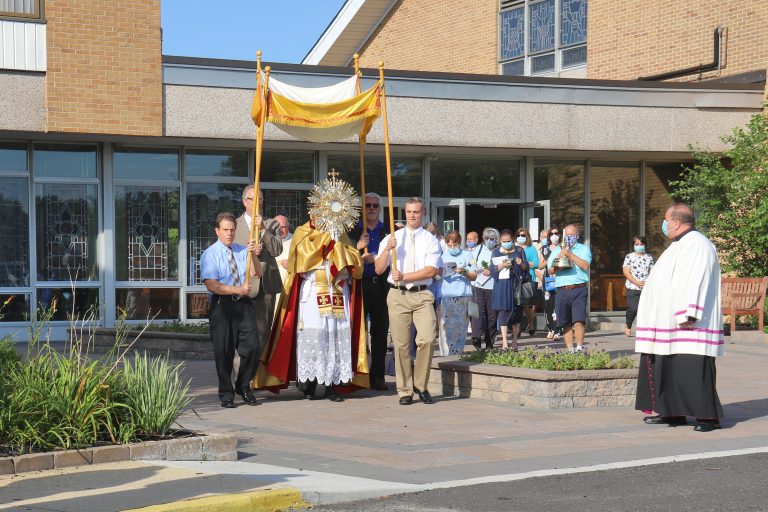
[622,235,654,336]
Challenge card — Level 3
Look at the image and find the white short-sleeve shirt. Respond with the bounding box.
[377,226,442,286]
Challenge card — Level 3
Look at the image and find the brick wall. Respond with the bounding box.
[588,0,768,81]
[358,0,499,74]
[45,0,163,135]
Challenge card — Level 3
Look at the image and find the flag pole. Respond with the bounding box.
[378,61,397,275]
[353,53,369,254]
[246,53,270,277]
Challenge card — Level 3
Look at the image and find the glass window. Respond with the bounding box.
[263,189,310,233]
[0,294,29,322]
[0,178,30,287]
[589,162,641,312]
[187,292,210,319]
[501,60,525,76]
[115,186,180,281]
[35,183,99,282]
[529,0,555,54]
[327,155,422,198]
[562,46,587,68]
[533,160,584,230]
[186,183,244,286]
[116,288,180,321]
[500,7,525,60]
[560,0,587,46]
[33,144,97,179]
[0,0,41,18]
[430,158,521,199]
[0,142,27,171]
[115,148,179,180]
[36,287,100,321]
[261,151,314,183]
[531,53,555,74]
[185,149,248,178]
[644,162,685,257]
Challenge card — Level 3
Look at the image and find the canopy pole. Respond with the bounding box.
[353,53,369,254]
[378,61,398,276]
[246,55,270,276]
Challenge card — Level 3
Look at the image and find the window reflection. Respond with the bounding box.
[115,148,179,180]
[185,149,248,178]
[430,158,521,199]
[36,288,100,321]
[33,144,97,179]
[327,155,421,198]
[116,288,180,320]
[644,162,685,256]
[0,178,30,287]
[0,294,29,322]
[261,152,314,183]
[533,160,584,229]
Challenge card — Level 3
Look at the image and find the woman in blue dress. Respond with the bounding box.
[491,228,529,350]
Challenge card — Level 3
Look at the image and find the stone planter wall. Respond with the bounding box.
[430,359,638,408]
[0,434,237,475]
[85,328,213,360]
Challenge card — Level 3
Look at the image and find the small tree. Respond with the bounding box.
[672,110,768,277]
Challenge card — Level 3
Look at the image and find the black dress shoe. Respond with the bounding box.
[414,388,434,404]
[693,422,721,432]
[371,377,389,391]
[325,386,345,402]
[643,415,686,426]
[220,400,236,408]
[471,338,482,350]
[399,395,413,405]
[239,390,258,405]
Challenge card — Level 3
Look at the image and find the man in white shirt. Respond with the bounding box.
[375,197,442,405]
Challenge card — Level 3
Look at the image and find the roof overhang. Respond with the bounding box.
[302,0,396,66]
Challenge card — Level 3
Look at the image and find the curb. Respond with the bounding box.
[0,434,237,476]
[121,488,307,512]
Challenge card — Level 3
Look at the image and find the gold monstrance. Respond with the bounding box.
[308,169,361,240]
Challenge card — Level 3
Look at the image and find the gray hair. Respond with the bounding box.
[482,227,500,240]
[241,185,263,202]
[365,192,382,203]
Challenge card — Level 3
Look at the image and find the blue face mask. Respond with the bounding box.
[485,240,497,250]
[448,247,462,256]
[661,219,669,237]
[634,245,646,253]
[516,236,527,245]
[466,241,478,249]
[565,234,578,247]
[501,241,514,250]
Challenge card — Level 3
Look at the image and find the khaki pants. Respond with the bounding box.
[386,288,436,397]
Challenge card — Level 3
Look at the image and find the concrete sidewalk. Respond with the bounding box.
[1,331,766,511]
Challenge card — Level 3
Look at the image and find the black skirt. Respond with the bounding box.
[635,353,724,420]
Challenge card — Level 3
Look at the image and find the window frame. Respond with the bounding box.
[0,0,44,21]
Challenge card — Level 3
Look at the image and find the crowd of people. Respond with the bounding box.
[200,183,724,431]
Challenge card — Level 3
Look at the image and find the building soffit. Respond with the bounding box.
[302,0,396,66]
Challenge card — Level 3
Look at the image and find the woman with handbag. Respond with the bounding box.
[491,229,530,350]
[516,228,545,337]
[538,228,562,340]
[438,231,477,356]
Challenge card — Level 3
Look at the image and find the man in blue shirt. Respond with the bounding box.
[349,192,390,391]
[200,212,263,408]
[547,224,592,353]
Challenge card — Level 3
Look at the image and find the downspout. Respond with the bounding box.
[638,26,724,81]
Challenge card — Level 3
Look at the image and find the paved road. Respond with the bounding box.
[308,452,768,512]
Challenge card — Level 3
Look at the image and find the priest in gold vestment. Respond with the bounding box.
[252,219,369,400]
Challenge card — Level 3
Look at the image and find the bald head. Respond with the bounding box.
[664,203,695,239]
[274,215,291,240]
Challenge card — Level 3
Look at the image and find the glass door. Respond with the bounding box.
[430,198,466,237]
[520,200,550,242]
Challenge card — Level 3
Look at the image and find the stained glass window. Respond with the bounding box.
[500,7,525,60]
[0,178,29,287]
[561,0,587,46]
[529,0,555,54]
[263,189,310,233]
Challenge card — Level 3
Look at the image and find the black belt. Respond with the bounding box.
[557,283,587,290]
[390,284,428,292]
[362,275,386,284]
[212,294,251,303]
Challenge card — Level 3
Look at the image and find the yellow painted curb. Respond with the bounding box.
[122,488,307,512]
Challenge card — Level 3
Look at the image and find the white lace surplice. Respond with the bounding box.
[295,263,354,385]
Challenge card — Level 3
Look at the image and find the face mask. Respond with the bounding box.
[634,245,646,253]
[549,234,560,244]
[661,219,669,237]
[485,240,497,250]
[466,241,478,249]
[501,241,514,250]
[565,234,578,246]
[516,236,527,245]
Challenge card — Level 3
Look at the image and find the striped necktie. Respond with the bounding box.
[226,248,241,287]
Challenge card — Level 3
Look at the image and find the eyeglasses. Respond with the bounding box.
[365,203,380,209]
[517,233,526,237]
[245,197,254,202]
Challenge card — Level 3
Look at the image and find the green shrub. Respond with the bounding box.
[461,346,636,371]
[122,352,192,438]
[144,321,209,335]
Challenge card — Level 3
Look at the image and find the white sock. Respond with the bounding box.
[576,346,583,352]
[568,347,575,353]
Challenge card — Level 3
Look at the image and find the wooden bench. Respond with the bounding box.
[722,277,768,332]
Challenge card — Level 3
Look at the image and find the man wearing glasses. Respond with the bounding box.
[349,192,391,391]
[470,227,501,350]
[235,186,284,379]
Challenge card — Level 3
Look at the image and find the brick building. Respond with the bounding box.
[0,0,764,338]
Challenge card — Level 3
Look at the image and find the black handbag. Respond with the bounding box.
[513,249,536,306]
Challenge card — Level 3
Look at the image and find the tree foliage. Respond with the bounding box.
[672,110,768,277]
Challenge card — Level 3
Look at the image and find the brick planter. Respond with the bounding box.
[84,328,213,360]
[430,359,638,408]
[0,434,237,476]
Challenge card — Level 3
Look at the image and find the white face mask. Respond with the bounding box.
[549,234,560,244]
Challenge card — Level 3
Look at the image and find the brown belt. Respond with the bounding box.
[558,283,588,290]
